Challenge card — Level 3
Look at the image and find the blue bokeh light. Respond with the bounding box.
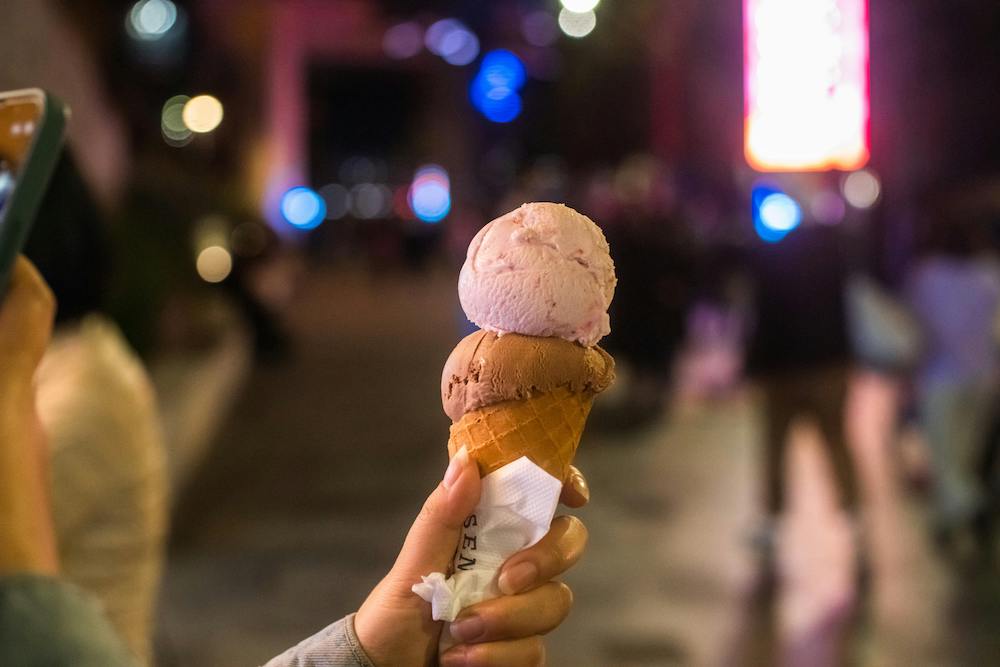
[280,186,326,229]
[408,165,451,223]
[470,82,523,123]
[410,182,451,222]
[760,194,802,232]
[752,185,801,243]
[479,49,527,89]
[470,50,527,123]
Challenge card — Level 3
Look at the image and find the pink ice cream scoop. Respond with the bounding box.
[458,202,617,347]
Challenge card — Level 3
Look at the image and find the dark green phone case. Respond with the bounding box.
[0,89,68,296]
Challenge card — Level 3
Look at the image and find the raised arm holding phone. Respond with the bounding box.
[0,256,58,577]
[0,256,138,665]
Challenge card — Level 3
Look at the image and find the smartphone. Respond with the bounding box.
[0,88,68,296]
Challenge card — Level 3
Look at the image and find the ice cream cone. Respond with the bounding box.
[447,386,594,482]
[412,203,616,628]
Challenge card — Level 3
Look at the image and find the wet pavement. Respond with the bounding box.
[156,267,1000,667]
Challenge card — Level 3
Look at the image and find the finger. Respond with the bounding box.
[389,446,481,583]
[558,466,589,508]
[450,582,572,644]
[440,636,545,667]
[497,515,587,595]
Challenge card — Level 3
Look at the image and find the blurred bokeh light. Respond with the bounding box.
[280,186,326,229]
[425,19,469,57]
[160,94,192,146]
[438,26,479,66]
[196,245,233,283]
[126,0,177,40]
[408,165,451,223]
[182,95,224,134]
[752,183,802,242]
[350,183,392,219]
[319,184,351,220]
[842,168,881,208]
[810,190,847,225]
[560,0,602,12]
[521,11,560,47]
[382,21,423,60]
[471,49,527,123]
[558,9,597,38]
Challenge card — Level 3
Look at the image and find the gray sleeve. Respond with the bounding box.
[263,613,377,667]
[0,574,139,667]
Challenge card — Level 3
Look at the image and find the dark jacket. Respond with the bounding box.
[746,226,851,376]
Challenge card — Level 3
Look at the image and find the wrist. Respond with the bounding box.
[0,530,59,576]
[0,486,60,576]
[0,472,59,577]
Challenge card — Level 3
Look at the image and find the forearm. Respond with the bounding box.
[0,402,58,576]
[263,613,377,667]
[0,256,59,576]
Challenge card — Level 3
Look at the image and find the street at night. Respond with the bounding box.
[158,268,1000,666]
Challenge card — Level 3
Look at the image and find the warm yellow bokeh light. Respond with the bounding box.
[196,245,232,283]
[182,94,224,133]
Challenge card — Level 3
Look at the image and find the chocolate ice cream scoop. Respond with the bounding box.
[441,329,614,422]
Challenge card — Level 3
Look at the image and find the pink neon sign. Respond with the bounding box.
[743,0,870,171]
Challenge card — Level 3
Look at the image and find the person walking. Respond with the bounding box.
[745,225,860,564]
[908,217,1000,547]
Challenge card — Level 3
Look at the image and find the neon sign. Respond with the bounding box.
[743,0,869,171]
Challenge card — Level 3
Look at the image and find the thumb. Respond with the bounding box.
[354,449,481,667]
[390,446,480,584]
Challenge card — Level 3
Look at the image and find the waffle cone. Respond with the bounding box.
[447,386,594,482]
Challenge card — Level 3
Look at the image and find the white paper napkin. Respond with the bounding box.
[412,456,563,623]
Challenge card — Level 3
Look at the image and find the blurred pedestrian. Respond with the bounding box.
[226,216,293,363]
[602,208,696,421]
[744,225,860,562]
[908,215,1000,546]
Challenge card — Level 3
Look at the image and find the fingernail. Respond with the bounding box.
[570,472,590,503]
[450,615,485,643]
[443,446,469,490]
[498,561,538,595]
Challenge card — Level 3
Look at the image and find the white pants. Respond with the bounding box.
[919,379,997,526]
